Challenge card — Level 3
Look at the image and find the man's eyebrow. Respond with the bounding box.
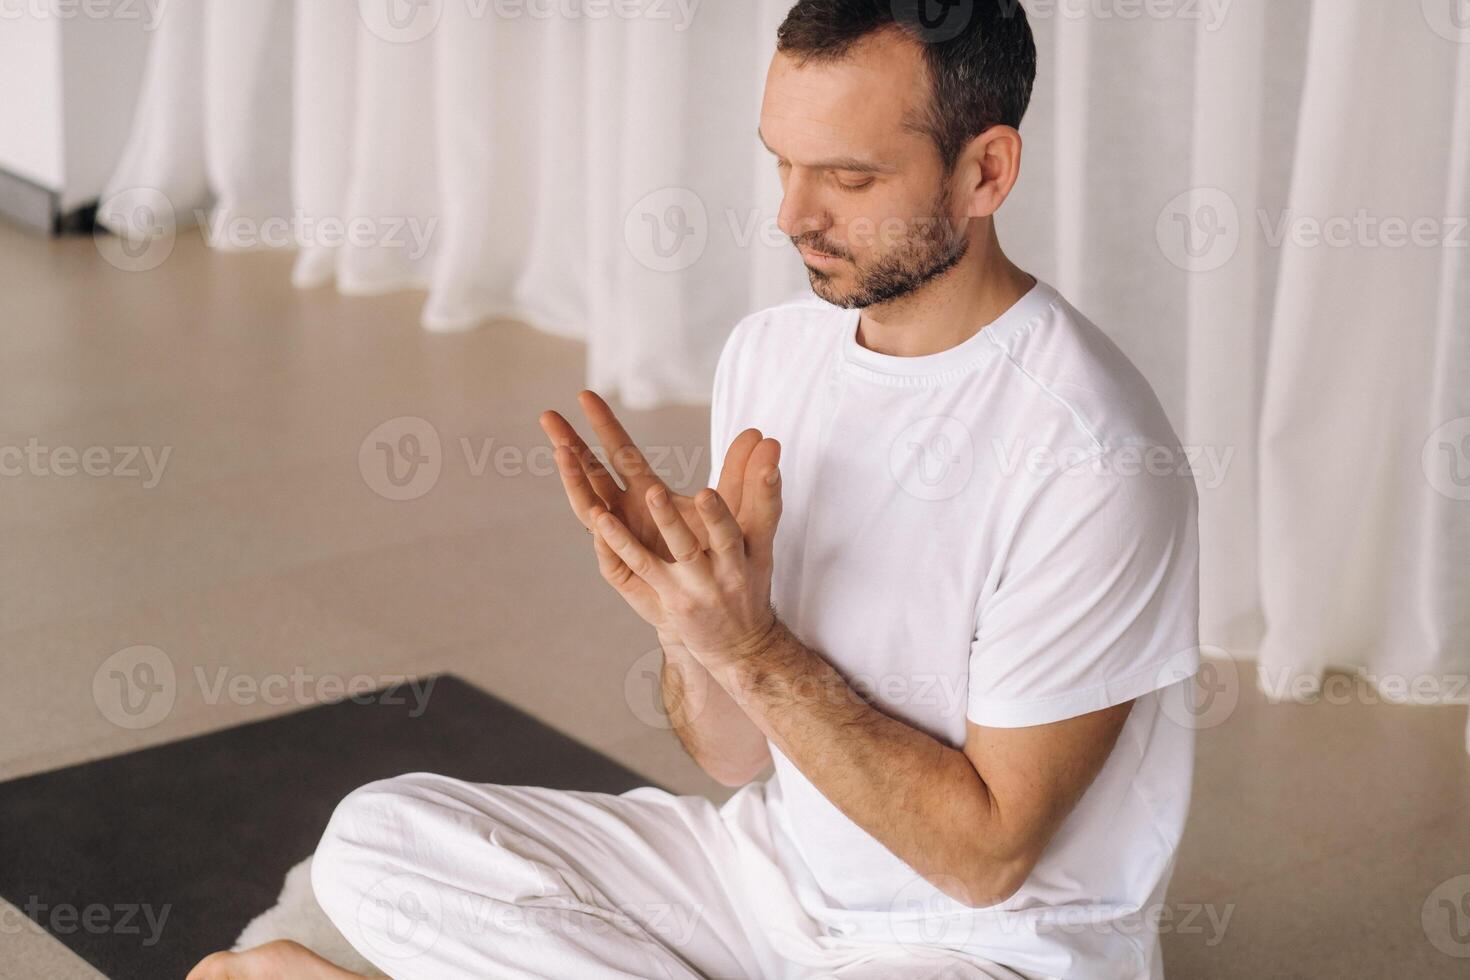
[756,128,896,175]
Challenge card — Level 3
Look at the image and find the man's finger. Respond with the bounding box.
[592,505,672,589]
[715,428,763,520]
[552,445,606,528]
[539,409,622,502]
[739,436,781,523]
[578,390,665,494]
[695,488,745,580]
[647,485,707,565]
[743,438,783,567]
[592,525,633,585]
[592,529,664,617]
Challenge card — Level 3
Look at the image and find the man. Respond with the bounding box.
[192,1,1200,977]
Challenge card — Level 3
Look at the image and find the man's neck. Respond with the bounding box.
[856,229,1036,358]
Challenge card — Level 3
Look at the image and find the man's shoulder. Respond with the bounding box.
[991,289,1185,457]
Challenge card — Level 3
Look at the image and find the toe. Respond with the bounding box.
[186,950,239,980]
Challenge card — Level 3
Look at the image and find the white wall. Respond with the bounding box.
[58,6,151,210]
[0,2,150,211]
[0,13,64,190]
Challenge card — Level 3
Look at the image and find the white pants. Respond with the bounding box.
[311,772,1036,979]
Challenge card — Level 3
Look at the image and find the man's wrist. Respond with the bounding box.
[702,617,792,693]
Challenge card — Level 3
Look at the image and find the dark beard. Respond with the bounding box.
[797,190,969,310]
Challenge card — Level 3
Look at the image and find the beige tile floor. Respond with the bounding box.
[2,223,1467,979]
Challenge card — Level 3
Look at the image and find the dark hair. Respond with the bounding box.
[776,0,1037,172]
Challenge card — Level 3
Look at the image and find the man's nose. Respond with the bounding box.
[777,173,830,240]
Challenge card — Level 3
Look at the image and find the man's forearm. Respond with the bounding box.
[659,634,772,787]
[711,621,1029,907]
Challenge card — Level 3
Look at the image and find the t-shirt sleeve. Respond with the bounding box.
[967,446,1202,729]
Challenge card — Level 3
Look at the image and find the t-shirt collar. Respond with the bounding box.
[840,277,1058,380]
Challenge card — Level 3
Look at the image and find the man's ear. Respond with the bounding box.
[955,126,1023,219]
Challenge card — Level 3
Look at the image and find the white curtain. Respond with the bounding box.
[100,0,1470,737]
[100,0,808,406]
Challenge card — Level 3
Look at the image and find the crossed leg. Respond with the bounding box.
[192,772,1039,979]
[305,772,773,979]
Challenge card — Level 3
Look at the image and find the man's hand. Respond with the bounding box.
[539,389,779,787]
[539,389,779,566]
[589,460,783,663]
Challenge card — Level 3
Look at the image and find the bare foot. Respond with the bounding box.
[187,939,370,980]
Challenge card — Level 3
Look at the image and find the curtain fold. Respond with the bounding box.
[1181,0,1270,668]
[1257,3,1470,708]
[99,1,1470,734]
[291,0,357,290]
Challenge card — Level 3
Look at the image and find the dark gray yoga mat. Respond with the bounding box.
[0,675,656,980]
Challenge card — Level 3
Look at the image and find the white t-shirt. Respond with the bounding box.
[707,279,1202,980]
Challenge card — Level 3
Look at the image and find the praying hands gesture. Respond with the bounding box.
[538,390,784,664]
